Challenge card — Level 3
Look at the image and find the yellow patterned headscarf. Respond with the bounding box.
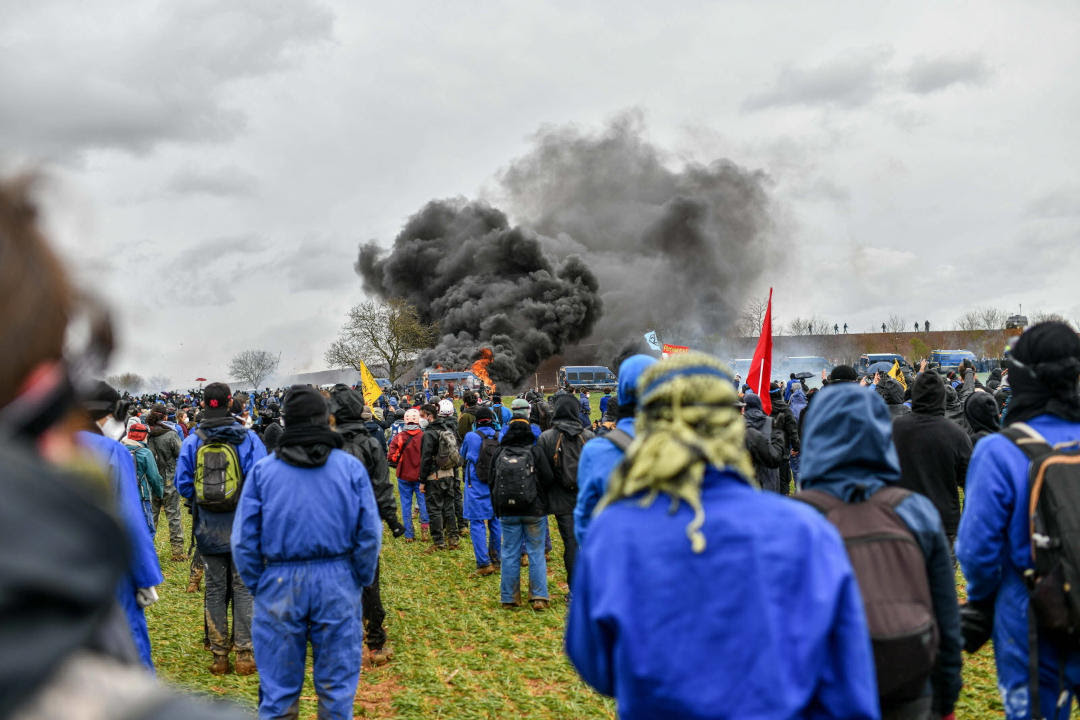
[598,352,753,553]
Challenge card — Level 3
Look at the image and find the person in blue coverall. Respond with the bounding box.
[176,382,266,676]
[79,381,164,671]
[461,406,501,574]
[573,354,657,547]
[797,382,963,719]
[958,322,1080,720]
[232,386,381,720]
[566,352,879,720]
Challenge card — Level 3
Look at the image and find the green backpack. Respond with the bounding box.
[193,429,245,512]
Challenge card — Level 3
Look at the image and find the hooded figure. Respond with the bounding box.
[566,353,879,720]
[573,354,658,546]
[957,322,1080,720]
[537,394,594,590]
[796,383,963,718]
[743,393,786,493]
[147,403,186,558]
[964,391,1000,444]
[875,376,911,418]
[891,372,972,543]
[232,386,381,718]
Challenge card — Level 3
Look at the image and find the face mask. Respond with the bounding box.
[419,419,429,429]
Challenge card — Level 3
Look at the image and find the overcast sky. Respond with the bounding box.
[3,1,1078,387]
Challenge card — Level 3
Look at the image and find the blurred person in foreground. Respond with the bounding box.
[566,352,879,719]
[0,174,244,717]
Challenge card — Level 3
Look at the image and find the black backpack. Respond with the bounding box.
[1002,422,1080,719]
[341,430,382,482]
[474,434,501,485]
[552,431,586,491]
[795,486,938,705]
[491,445,538,516]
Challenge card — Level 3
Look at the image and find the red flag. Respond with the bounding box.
[747,288,773,415]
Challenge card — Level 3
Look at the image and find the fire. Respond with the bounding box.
[471,348,496,393]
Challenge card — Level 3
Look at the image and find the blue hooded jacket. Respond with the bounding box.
[175,418,266,555]
[798,383,963,715]
[461,424,498,520]
[77,430,164,670]
[567,462,879,719]
[573,354,657,546]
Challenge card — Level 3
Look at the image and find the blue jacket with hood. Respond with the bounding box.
[798,383,963,717]
[573,354,657,547]
[175,416,266,555]
[957,413,1080,719]
[461,424,498,520]
[567,462,879,719]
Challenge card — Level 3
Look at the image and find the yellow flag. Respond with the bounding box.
[888,360,907,390]
[358,360,383,407]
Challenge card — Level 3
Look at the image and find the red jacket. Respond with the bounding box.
[388,427,424,482]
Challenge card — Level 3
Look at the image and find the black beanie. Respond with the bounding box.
[283,385,329,426]
[473,407,495,424]
[1005,321,1080,425]
[829,365,857,383]
[82,380,119,421]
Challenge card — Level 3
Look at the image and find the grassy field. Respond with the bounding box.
[143,395,1068,718]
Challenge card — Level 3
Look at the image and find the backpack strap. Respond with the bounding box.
[794,488,844,515]
[1001,423,1055,461]
[605,428,633,452]
[867,485,913,510]
[193,428,208,443]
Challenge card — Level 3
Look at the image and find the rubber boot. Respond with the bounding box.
[186,565,204,593]
[209,654,231,675]
[234,650,256,676]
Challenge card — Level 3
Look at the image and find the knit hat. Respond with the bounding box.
[127,422,148,442]
[473,407,495,424]
[438,399,455,417]
[828,365,857,383]
[510,398,530,419]
[283,385,329,427]
[82,380,120,421]
[602,352,751,554]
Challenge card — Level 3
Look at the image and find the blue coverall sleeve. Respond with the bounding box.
[564,548,615,697]
[231,463,265,593]
[573,448,604,546]
[956,439,1014,602]
[175,435,197,500]
[811,565,880,719]
[114,447,164,589]
[241,431,268,472]
[350,464,382,588]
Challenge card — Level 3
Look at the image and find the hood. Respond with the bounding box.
[875,377,906,405]
[501,418,537,446]
[336,420,372,439]
[910,372,945,416]
[769,393,789,415]
[965,391,1000,436]
[617,354,658,408]
[276,443,335,468]
[789,389,808,422]
[552,395,584,434]
[742,393,768,430]
[799,383,901,499]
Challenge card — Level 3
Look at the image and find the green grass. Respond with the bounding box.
[144,396,1071,718]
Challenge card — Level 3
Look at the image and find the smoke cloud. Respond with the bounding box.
[356,201,602,386]
[357,112,775,386]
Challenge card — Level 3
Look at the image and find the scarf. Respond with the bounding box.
[276,423,343,468]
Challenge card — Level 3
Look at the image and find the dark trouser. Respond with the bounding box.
[453,473,465,533]
[362,560,386,650]
[203,553,253,655]
[426,476,457,547]
[778,459,791,495]
[550,513,577,589]
[882,695,931,720]
[151,479,184,551]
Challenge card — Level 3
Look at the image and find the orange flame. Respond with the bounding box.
[471,348,496,393]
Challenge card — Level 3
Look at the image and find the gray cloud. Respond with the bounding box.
[167,166,259,197]
[170,233,263,271]
[1026,187,1080,219]
[743,47,893,110]
[904,54,991,94]
[0,0,333,160]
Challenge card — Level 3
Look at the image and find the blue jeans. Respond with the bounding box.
[499,516,547,603]
[398,479,429,540]
[469,518,501,568]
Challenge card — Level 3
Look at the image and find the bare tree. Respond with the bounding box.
[1031,311,1075,329]
[146,374,172,392]
[106,372,145,393]
[228,350,280,390]
[976,307,1007,331]
[785,316,832,336]
[954,311,981,332]
[885,314,907,333]
[736,296,771,337]
[325,299,436,383]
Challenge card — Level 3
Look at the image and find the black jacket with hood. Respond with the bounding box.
[743,394,786,490]
[537,395,595,515]
[768,393,800,453]
[891,372,973,536]
[875,377,911,419]
[489,418,553,517]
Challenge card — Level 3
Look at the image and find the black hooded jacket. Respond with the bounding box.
[769,393,800,453]
[743,394,786,489]
[964,391,1000,444]
[537,395,594,515]
[875,377,911,418]
[891,372,973,536]
[490,418,553,517]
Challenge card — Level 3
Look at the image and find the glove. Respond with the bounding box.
[960,597,995,653]
[390,521,406,539]
[136,587,159,609]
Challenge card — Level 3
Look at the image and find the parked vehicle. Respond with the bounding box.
[856,353,911,376]
[558,365,617,392]
[929,350,976,373]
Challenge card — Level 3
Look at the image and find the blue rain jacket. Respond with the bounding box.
[957,414,1080,719]
[462,425,498,520]
[799,383,963,715]
[175,419,266,555]
[231,449,382,718]
[78,430,164,670]
[566,464,879,719]
[573,417,633,547]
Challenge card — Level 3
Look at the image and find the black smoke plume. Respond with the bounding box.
[357,112,774,386]
[356,201,601,387]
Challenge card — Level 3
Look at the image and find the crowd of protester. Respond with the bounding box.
[3,173,1080,719]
